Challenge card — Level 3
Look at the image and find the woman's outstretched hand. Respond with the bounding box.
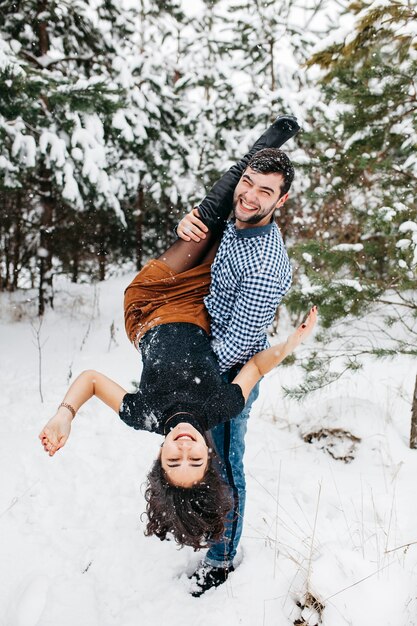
[39,411,72,457]
[285,305,318,354]
[38,370,127,457]
[233,306,318,402]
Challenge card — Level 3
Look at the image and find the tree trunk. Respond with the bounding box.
[38,164,54,316]
[37,0,49,56]
[135,184,144,270]
[12,191,22,290]
[410,375,417,449]
[4,242,10,291]
[165,200,171,248]
[98,245,106,281]
[36,3,53,316]
[0,193,5,290]
[0,192,12,291]
[269,38,276,92]
[72,252,79,283]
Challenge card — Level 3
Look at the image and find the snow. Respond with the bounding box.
[37,247,49,259]
[394,202,408,213]
[1,0,416,619]
[344,130,370,151]
[379,206,397,222]
[35,54,56,69]
[4,575,50,626]
[39,132,67,168]
[332,278,363,292]
[0,39,24,75]
[12,133,37,168]
[62,162,80,204]
[112,111,134,142]
[9,39,22,54]
[0,154,15,171]
[397,220,417,266]
[396,239,412,250]
[399,221,417,234]
[1,275,416,625]
[331,244,364,252]
[308,11,355,57]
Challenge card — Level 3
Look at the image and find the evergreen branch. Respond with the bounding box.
[374,298,417,310]
[45,55,96,68]
[20,49,95,69]
[391,166,417,183]
[394,289,417,308]
[282,365,352,401]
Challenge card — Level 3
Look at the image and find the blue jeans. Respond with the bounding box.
[204,376,260,568]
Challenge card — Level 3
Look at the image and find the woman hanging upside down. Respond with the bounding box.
[39,119,317,551]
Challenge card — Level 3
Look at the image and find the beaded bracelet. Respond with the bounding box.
[58,402,76,419]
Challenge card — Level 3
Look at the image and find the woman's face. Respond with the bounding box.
[160,422,209,487]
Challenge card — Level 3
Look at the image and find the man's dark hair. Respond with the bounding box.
[143,455,232,550]
[246,148,294,197]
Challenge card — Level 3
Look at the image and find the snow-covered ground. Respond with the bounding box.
[1,275,416,626]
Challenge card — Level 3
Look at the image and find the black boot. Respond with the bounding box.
[197,115,300,232]
[189,563,235,597]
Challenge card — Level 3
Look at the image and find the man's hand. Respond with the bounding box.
[177,208,209,242]
[39,411,72,457]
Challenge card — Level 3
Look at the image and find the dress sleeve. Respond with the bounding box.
[119,391,160,432]
[202,382,245,430]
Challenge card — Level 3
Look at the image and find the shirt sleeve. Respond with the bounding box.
[213,266,292,372]
[202,382,245,429]
[119,391,160,432]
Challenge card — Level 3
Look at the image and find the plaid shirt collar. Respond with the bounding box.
[234,221,274,239]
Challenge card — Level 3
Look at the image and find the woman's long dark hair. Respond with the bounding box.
[144,452,232,550]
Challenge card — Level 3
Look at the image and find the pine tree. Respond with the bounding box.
[282,1,417,396]
[109,0,193,267]
[219,0,330,247]
[172,0,246,204]
[0,0,194,305]
[0,0,131,312]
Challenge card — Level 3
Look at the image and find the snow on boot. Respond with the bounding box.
[189,563,235,597]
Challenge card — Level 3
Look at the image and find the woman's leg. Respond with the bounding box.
[158,115,300,275]
[197,115,300,233]
[158,230,220,274]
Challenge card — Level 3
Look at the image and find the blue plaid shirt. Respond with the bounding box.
[205,221,292,373]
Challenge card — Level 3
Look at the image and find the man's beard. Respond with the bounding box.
[233,195,276,224]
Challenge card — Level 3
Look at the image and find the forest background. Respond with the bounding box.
[0,0,416,390]
[1,2,417,625]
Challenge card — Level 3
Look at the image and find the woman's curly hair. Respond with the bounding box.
[143,452,232,550]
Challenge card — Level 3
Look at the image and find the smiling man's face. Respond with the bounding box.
[160,422,209,487]
[233,167,288,228]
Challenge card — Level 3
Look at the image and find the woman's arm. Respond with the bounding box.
[39,370,127,457]
[233,306,318,402]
